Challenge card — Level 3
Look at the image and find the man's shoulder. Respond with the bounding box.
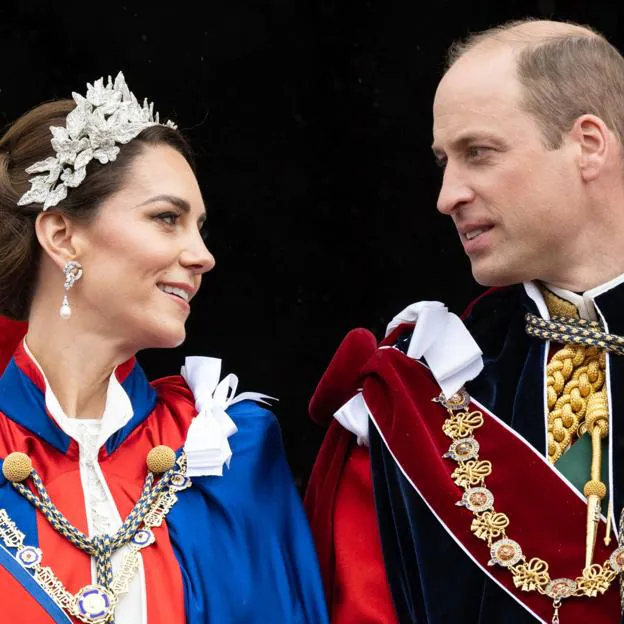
[460,284,526,321]
[389,285,525,349]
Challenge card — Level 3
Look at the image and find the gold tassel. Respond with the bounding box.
[583,389,609,568]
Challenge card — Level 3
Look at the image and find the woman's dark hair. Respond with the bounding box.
[0,98,194,320]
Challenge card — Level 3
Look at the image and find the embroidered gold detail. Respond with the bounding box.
[540,287,580,320]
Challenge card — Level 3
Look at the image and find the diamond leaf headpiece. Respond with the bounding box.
[17,71,177,210]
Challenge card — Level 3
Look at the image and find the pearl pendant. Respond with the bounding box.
[59,295,71,320]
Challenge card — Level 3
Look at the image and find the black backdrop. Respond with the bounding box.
[2,0,623,488]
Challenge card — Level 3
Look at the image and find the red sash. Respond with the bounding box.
[307,327,620,624]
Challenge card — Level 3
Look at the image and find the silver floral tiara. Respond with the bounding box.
[17,71,177,210]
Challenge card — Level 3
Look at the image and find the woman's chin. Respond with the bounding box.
[140,325,187,350]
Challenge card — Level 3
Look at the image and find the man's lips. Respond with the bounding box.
[457,223,495,253]
[458,224,494,241]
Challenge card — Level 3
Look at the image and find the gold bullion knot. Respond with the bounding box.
[146,446,176,474]
[471,511,509,545]
[442,410,484,440]
[512,558,550,592]
[2,452,33,483]
[575,564,617,598]
[452,460,492,488]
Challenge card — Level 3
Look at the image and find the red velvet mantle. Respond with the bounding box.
[306,327,619,624]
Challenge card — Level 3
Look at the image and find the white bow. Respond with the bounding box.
[386,301,483,398]
[334,392,371,447]
[181,356,274,477]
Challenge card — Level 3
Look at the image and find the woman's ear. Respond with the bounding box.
[34,211,79,269]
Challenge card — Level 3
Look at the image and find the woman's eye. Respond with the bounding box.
[155,212,180,226]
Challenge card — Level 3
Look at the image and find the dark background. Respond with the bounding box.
[2,0,622,489]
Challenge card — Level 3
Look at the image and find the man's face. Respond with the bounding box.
[432,46,583,287]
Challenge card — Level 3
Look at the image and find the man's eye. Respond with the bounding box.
[466,146,491,160]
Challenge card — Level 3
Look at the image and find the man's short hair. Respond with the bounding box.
[447,19,624,149]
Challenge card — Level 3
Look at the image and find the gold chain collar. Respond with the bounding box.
[436,389,622,624]
[0,449,190,624]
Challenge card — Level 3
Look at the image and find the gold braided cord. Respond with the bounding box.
[546,345,606,463]
[584,387,610,567]
[526,314,624,356]
[526,296,613,569]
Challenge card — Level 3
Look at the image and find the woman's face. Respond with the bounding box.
[71,144,215,351]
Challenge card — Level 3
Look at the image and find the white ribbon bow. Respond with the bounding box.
[334,392,371,447]
[181,356,274,477]
[386,300,484,397]
[332,301,484,447]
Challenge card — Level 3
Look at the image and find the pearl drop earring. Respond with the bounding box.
[60,261,83,320]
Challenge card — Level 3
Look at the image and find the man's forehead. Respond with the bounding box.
[433,50,521,130]
[437,46,518,99]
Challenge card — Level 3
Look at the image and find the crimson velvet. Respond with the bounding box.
[306,285,622,623]
[0,317,26,374]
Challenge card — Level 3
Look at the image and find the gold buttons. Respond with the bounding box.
[2,452,33,483]
[146,446,176,474]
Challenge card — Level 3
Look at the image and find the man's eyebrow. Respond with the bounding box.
[433,132,502,155]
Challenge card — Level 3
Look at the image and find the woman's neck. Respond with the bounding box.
[25,315,133,420]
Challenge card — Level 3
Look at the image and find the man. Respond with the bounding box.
[305,19,624,623]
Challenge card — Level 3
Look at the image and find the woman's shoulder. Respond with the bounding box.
[153,356,280,477]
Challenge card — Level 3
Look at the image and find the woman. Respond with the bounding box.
[0,73,328,623]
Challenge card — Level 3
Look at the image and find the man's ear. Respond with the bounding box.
[34,211,80,269]
[570,114,610,182]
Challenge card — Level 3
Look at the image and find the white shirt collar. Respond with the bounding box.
[22,340,135,451]
[524,271,624,323]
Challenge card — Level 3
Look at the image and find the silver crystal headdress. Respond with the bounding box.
[17,71,177,210]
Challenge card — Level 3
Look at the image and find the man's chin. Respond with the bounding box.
[471,263,521,288]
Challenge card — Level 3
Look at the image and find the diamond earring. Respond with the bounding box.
[59,261,83,320]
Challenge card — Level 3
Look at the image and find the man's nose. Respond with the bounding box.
[437,163,475,215]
